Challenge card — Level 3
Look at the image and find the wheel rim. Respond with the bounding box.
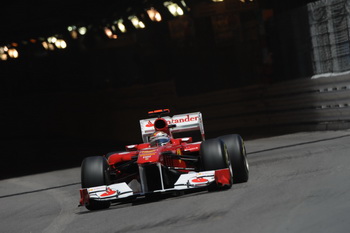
[225,145,234,178]
[244,154,249,172]
[242,149,249,173]
[241,140,249,172]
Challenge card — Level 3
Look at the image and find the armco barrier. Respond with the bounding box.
[175,74,350,138]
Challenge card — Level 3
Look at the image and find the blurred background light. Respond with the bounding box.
[164,1,184,17]
[0,53,7,61]
[55,39,67,49]
[104,27,118,39]
[42,41,49,50]
[48,43,55,51]
[8,48,19,58]
[47,36,57,43]
[68,25,79,39]
[0,47,8,60]
[117,19,127,33]
[67,25,75,32]
[128,15,146,29]
[78,26,87,35]
[104,27,113,38]
[146,8,162,22]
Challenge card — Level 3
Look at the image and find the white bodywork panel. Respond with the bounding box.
[139,112,205,143]
[173,171,215,189]
[87,183,134,201]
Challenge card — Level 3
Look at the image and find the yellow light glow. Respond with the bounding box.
[104,27,113,38]
[60,40,67,49]
[168,4,177,16]
[129,15,145,29]
[8,48,19,58]
[42,41,49,50]
[147,8,162,22]
[117,20,127,33]
[48,36,57,43]
[139,21,146,28]
[176,6,184,15]
[55,39,67,49]
[164,2,184,17]
[155,13,162,22]
[78,27,87,35]
[0,53,7,60]
[129,15,139,28]
[54,40,60,48]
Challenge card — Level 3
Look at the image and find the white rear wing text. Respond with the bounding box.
[139,112,205,143]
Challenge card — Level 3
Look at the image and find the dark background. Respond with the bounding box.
[0,0,317,179]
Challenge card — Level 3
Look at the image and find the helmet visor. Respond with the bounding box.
[150,136,170,146]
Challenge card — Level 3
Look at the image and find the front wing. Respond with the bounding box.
[79,168,231,206]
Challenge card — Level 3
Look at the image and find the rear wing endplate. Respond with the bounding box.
[139,112,205,143]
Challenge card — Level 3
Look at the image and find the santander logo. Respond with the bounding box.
[145,115,199,127]
[145,121,154,127]
[101,187,116,197]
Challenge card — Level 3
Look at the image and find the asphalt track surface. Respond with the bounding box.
[1,130,350,233]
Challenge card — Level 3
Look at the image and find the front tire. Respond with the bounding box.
[81,156,111,210]
[200,138,231,190]
[219,134,249,183]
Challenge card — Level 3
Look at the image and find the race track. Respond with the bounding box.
[1,130,350,233]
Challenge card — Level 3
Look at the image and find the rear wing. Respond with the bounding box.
[139,112,205,143]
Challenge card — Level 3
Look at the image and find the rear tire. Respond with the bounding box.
[219,134,249,183]
[200,138,231,190]
[81,156,111,210]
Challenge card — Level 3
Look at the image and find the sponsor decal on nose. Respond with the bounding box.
[101,187,116,197]
[191,178,208,183]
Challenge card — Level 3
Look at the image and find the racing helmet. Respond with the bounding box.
[149,131,170,147]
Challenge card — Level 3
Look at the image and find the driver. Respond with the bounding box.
[149,131,170,147]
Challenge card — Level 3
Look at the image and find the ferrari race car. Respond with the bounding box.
[79,109,249,210]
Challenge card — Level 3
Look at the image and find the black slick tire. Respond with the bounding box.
[200,138,231,190]
[81,156,111,210]
[218,134,249,183]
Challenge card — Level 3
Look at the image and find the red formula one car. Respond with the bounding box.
[79,109,249,210]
